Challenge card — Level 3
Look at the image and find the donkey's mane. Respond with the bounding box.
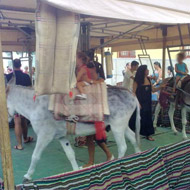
[10,85,34,91]
[107,84,131,93]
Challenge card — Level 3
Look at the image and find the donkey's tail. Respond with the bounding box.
[135,97,141,146]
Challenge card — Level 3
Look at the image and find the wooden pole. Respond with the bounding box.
[0,31,15,190]
[100,39,104,69]
[162,26,167,79]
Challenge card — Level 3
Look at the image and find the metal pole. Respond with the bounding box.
[167,47,175,77]
[94,24,143,49]
[162,26,167,80]
[100,38,104,68]
[0,30,15,190]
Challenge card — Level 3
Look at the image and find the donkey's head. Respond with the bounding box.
[182,81,190,106]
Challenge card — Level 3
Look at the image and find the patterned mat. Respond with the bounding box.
[17,140,190,190]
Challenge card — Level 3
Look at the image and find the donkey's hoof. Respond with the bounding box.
[23,177,32,184]
[173,130,178,135]
[183,136,188,140]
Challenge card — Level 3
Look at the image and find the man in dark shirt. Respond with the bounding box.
[6,59,33,150]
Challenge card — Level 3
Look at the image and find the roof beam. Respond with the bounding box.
[0,5,35,13]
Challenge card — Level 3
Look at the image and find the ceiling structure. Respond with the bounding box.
[0,0,190,52]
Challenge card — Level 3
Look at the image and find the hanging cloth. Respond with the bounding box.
[35,0,80,95]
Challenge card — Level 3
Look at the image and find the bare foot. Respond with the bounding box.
[83,162,94,168]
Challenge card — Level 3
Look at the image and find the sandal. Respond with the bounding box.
[24,137,34,144]
[14,145,24,150]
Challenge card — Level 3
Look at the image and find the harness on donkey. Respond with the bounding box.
[159,76,190,108]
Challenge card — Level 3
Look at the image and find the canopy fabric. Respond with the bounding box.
[1,0,190,52]
[43,0,190,24]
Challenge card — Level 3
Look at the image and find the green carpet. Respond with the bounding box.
[0,126,188,185]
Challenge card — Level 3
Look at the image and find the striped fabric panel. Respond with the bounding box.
[20,148,169,190]
[160,140,190,189]
[19,140,190,190]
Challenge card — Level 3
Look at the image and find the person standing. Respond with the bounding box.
[167,66,174,77]
[24,66,29,75]
[152,62,162,87]
[122,62,131,76]
[122,61,139,91]
[133,65,164,141]
[6,59,33,150]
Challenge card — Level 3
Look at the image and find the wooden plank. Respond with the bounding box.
[0,30,15,190]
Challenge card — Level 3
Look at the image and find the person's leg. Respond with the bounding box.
[173,76,180,92]
[76,82,86,94]
[21,117,28,141]
[83,135,95,168]
[97,141,113,161]
[14,115,23,149]
[21,117,33,143]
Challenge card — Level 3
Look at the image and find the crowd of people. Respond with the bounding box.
[122,52,188,141]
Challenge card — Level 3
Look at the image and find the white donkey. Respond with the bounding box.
[154,78,190,140]
[6,84,141,182]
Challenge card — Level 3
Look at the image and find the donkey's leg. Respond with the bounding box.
[168,103,178,134]
[153,103,161,129]
[125,126,141,153]
[181,106,188,140]
[59,137,79,171]
[111,119,127,158]
[23,133,54,181]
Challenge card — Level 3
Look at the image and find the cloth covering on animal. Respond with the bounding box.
[48,82,110,122]
[35,1,80,95]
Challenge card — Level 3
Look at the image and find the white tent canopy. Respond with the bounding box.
[0,0,190,52]
[43,0,190,24]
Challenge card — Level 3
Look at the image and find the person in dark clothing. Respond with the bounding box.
[6,59,33,150]
[131,65,165,141]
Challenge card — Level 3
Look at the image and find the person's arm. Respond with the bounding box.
[76,68,86,82]
[133,81,137,94]
[152,82,166,92]
[154,70,162,86]
[26,75,32,87]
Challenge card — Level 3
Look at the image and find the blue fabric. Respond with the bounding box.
[6,71,32,86]
[151,73,159,84]
[176,63,186,78]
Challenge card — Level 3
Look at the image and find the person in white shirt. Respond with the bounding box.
[122,61,139,91]
[122,62,131,76]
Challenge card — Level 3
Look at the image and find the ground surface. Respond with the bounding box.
[0,126,189,185]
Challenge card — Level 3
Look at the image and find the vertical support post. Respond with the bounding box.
[79,22,91,52]
[100,38,104,68]
[28,42,33,81]
[0,30,15,190]
[162,26,167,79]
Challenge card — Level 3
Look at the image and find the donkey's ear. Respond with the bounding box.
[7,73,16,86]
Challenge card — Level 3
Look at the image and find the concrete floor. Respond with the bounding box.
[0,126,189,185]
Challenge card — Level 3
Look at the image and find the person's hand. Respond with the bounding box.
[160,83,167,89]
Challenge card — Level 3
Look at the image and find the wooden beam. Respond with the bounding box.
[0,5,35,13]
[0,30,15,190]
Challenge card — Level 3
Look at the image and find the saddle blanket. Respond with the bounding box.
[48,82,110,122]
